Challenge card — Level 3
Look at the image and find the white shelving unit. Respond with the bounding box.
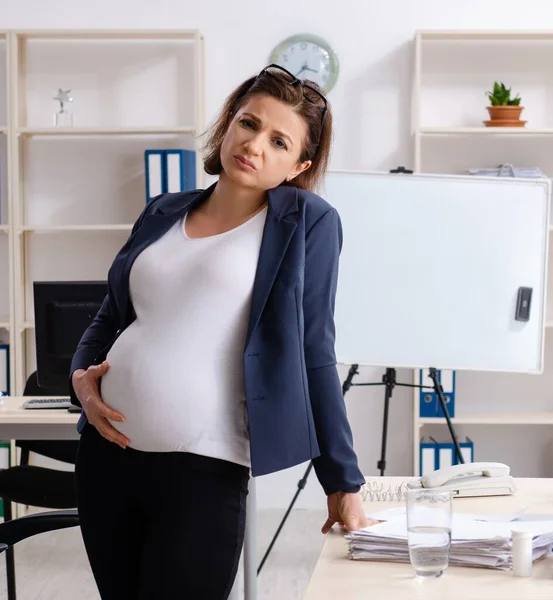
[0,30,14,396]
[412,30,553,476]
[5,29,205,395]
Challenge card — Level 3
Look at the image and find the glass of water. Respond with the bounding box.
[406,488,453,578]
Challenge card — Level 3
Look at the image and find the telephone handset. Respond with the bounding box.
[407,462,516,498]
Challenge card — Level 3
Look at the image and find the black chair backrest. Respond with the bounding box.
[23,371,59,397]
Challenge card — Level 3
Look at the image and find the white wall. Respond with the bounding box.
[3,0,553,509]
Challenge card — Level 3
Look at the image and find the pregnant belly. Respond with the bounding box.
[98,332,202,452]
[100,367,193,452]
[97,324,249,460]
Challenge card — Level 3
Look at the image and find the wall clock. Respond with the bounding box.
[269,33,339,93]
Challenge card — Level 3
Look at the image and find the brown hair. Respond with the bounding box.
[201,69,333,192]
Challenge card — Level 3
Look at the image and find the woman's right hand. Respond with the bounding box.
[72,361,129,449]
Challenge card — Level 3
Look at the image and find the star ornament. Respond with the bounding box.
[53,89,73,107]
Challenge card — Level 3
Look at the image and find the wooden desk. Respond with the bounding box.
[304,477,553,600]
[0,396,79,440]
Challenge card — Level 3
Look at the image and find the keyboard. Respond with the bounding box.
[22,398,73,410]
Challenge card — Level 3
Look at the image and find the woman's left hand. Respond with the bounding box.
[321,491,378,534]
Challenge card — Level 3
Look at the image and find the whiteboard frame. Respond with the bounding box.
[323,169,551,374]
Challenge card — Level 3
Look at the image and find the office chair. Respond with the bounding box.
[0,509,79,592]
[0,372,79,600]
[0,509,79,552]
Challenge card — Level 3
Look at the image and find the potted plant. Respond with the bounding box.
[484,82,525,127]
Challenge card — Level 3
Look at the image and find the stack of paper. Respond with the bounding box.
[467,165,547,179]
[346,509,553,571]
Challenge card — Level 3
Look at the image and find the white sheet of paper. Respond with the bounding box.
[360,514,553,541]
[366,506,528,524]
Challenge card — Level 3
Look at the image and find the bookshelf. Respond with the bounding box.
[4,29,205,395]
[411,30,553,476]
[0,31,13,396]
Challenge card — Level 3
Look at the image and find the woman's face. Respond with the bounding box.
[220,94,312,191]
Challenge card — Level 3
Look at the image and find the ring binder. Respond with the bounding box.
[144,149,196,203]
[0,344,8,396]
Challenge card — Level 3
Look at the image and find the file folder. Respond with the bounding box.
[145,150,164,204]
[418,368,456,418]
[438,442,454,470]
[165,149,196,193]
[144,149,196,203]
[437,369,456,418]
[418,369,437,417]
[419,437,439,476]
[0,344,8,396]
[459,438,474,464]
[419,437,473,475]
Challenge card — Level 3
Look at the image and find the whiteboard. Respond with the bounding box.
[323,170,551,373]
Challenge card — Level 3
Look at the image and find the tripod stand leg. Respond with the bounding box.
[377,368,395,476]
[257,462,313,574]
[428,368,464,464]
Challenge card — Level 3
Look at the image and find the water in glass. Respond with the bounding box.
[407,525,452,577]
[406,488,453,578]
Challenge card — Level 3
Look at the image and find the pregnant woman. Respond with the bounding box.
[69,64,370,600]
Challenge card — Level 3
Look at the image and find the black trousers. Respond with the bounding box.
[74,423,249,600]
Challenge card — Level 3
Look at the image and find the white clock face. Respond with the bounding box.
[271,36,339,93]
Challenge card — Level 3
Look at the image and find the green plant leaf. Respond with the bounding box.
[487,82,521,106]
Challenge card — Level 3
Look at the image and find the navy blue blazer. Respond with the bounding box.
[69,182,365,495]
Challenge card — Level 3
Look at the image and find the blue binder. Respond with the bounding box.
[418,369,456,418]
[436,369,456,419]
[165,149,196,194]
[144,149,196,203]
[0,344,9,396]
[144,150,165,204]
[419,437,474,475]
[419,437,439,475]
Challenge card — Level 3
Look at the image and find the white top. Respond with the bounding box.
[100,206,268,466]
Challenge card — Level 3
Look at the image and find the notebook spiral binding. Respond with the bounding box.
[360,480,409,502]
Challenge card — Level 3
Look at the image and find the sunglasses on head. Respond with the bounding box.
[255,64,328,146]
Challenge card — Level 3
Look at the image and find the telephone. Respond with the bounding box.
[407,462,517,498]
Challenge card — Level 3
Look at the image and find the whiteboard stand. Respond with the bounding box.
[349,365,465,473]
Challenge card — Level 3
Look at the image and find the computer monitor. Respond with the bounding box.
[33,281,108,395]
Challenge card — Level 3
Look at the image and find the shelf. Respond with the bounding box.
[2,28,205,397]
[13,29,201,41]
[19,224,133,233]
[418,411,553,425]
[0,322,9,330]
[419,127,553,136]
[17,126,196,137]
[417,30,553,41]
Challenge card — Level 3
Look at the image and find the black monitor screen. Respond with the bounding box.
[33,281,108,394]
